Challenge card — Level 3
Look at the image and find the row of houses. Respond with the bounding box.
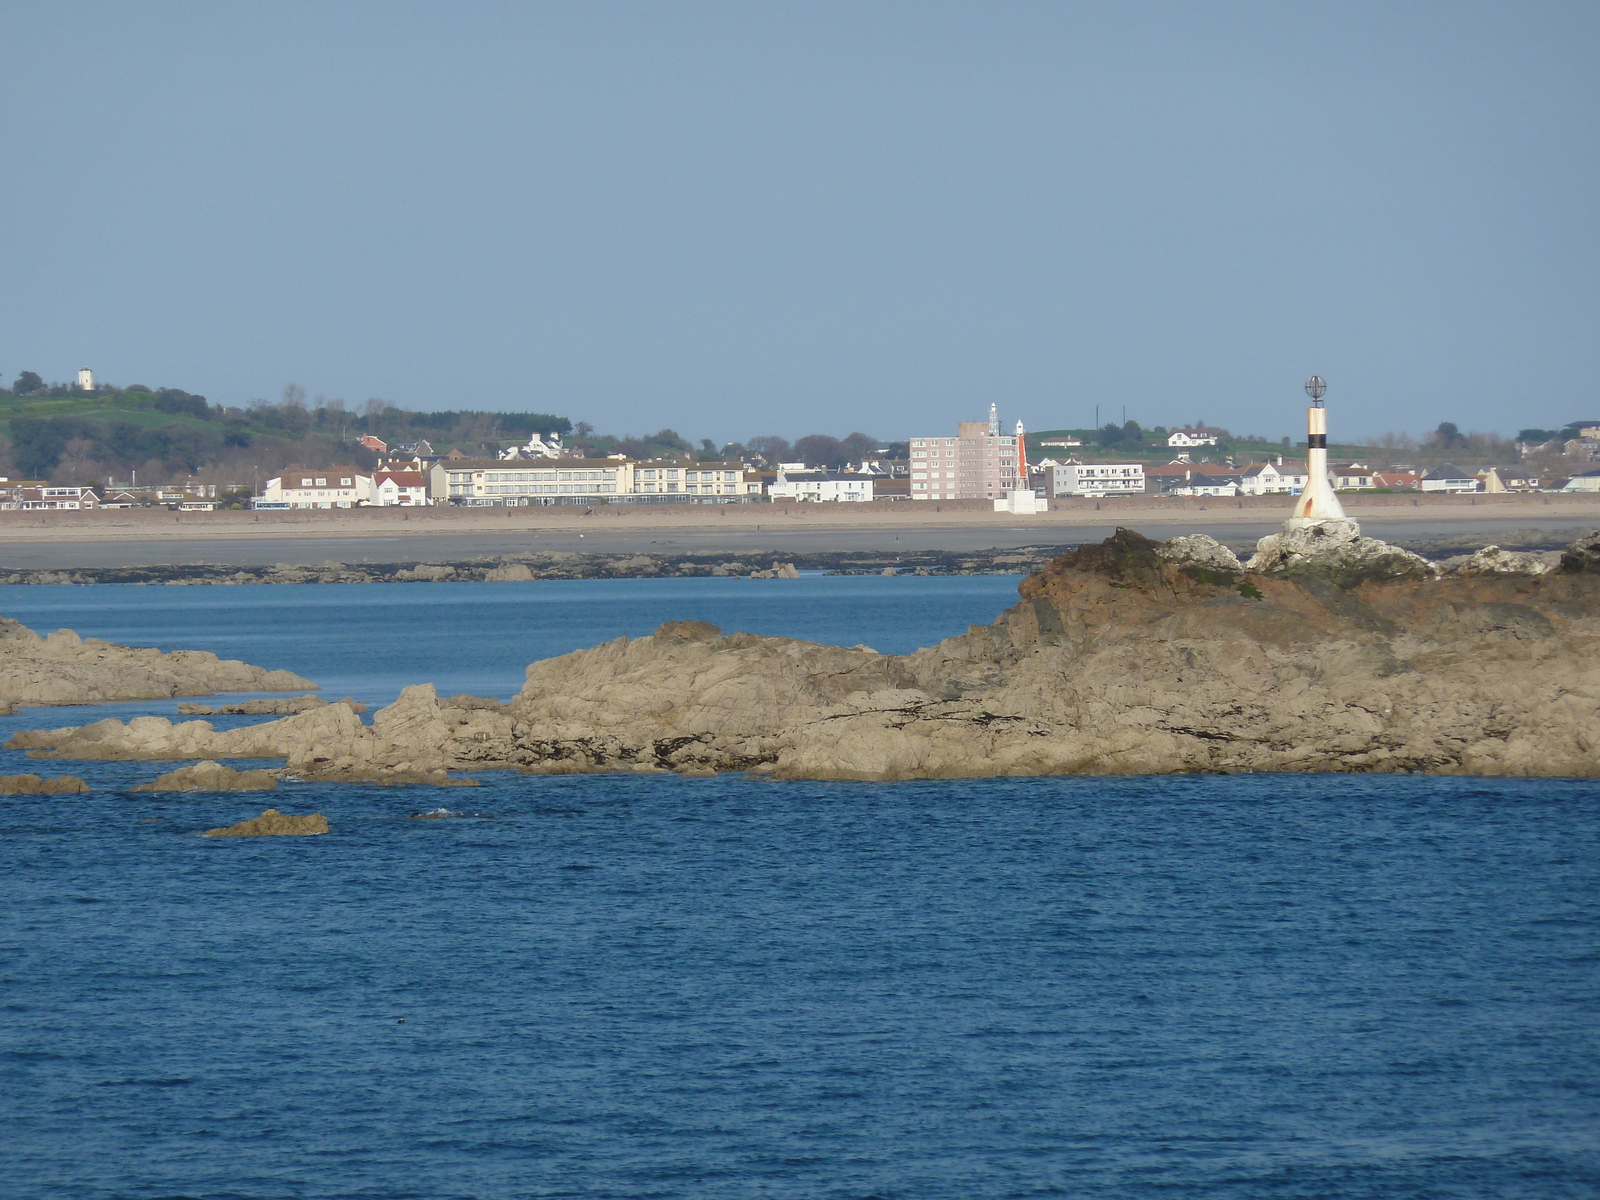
[0,480,228,511]
[1038,456,1600,499]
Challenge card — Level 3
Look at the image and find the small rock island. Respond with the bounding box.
[11,516,1599,780]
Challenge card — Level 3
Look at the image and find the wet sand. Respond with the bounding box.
[1,494,1595,569]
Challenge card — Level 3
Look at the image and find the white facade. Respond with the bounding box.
[1560,469,1600,492]
[1420,465,1478,493]
[993,489,1048,514]
[632,463,760,497]
[433,459,633,502]
[261,468,373,508]
[372,470,429,506]
[0,485,100,510]
[1045,461,1144,497]
[498,432,566,460]
[77,366,94,391]
[1237,461,1310,495]
[428,459,760,502]
[1331,465,1375,490]
[1171,474,1239,497]
[1167,428,1218,447]
[768,472,874,502]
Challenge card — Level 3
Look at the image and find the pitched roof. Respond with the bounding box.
[375,471,425,486]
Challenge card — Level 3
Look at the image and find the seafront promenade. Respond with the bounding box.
[0,492,1596,569]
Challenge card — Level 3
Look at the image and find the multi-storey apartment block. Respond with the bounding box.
[909,411,1024,500]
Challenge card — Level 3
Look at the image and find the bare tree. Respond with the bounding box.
[746,435,791,464]
[282,382,307,409]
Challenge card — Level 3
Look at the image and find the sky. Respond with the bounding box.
[1,2,1595,445]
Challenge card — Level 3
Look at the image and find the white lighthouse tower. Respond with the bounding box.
[1289,375,1344,522]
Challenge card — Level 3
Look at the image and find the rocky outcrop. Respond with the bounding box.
[177,695,365,716]
[13,527,1600,779]
[1157,533,1243,573]
[1244,518,1437,582]
[1454,545,1557,577]
[0,618,316,712]
[132,761,279,792]
[1560,530,1600,574]
[483,562,536,582]
[0,773,90,794]
[203,808,328,837]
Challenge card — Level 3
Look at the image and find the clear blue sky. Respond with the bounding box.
[2,2,1595,444]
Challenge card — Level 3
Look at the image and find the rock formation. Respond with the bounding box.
[132,761,279,792]
[1244,517,1437,582]
[0,618,315,713]
[1455,545,1557,577]
[203,808,329,837]
[12,526,1600,779]
[0,773,90,794]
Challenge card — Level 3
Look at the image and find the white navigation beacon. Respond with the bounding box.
[1290,375,1346,521]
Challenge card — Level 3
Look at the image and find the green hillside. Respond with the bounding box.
[0,384,572,483]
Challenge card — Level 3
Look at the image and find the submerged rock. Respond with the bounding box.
[177,695,364,716]
[483,562,535,582]
[132,761,279,792]
[203,808,328,837]
[0,773,90,795]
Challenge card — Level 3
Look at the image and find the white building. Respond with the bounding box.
[372,469,429,506]
[768,472,875,502]
[428,458,761,503]
[1167,427,1219,447]
[1421,464,1478,493]
[498,431,566,460]
[431,458,633,503]
[0,485,100,510]
[1331,463,1375,490]
[1236,460,1310,496]
[994,489,1048,514]
[1560,468,1600,492]
[631,462,760,498]
[260,466,373,508]
[77,366,94,391]
[1044,461,1144,497]
[1170,472,1239,497]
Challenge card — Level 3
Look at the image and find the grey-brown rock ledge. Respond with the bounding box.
[0,618,316,712]
[10,527,1600,779]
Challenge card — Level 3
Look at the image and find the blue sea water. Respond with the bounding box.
[1,579,1597,1198]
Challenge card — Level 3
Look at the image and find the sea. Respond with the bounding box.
[0,576,1596,1199]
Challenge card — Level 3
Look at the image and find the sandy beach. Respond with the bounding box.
[0,493,1596,568]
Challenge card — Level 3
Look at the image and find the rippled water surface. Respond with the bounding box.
[1,579,1597,1198]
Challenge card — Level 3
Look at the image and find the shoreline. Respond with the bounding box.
[0,493,1595,571]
